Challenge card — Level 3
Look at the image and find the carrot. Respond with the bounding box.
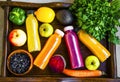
[63,69,104,77]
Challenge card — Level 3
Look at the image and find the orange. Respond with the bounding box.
[34,7,55,23]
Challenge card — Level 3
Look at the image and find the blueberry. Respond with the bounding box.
[9,53,31,74]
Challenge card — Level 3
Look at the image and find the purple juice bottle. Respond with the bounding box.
[64,26,84,69]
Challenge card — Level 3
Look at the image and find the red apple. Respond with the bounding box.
[9,29,27,47]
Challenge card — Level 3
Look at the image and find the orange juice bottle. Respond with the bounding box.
[77,30,111,62]
[34,29,64,70]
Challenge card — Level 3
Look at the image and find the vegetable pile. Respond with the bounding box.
[69,0,120,44]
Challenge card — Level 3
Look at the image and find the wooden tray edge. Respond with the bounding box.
[108,43,117,78]
[0,1,71,9]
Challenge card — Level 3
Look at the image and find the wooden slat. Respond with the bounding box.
[0,77,119,82]
[1,6,10,77]
[0,1,71,9]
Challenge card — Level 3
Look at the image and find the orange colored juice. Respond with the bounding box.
[77,30,111,62]
[34,29,64,70]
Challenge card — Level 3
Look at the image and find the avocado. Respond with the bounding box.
[56,9,74,25]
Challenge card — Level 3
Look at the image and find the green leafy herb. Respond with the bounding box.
[69,0,120,44]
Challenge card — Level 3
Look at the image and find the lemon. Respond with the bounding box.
[34,7,55,23]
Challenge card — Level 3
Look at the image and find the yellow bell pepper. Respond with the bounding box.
[77,30,111,62]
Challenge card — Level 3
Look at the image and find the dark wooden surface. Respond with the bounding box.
[0,7,4,75]
[0,1,71,9]
[0,1,119,82]
[0,77,120,82]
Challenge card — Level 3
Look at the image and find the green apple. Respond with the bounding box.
[85,55,100,70]
[39,23,54,37]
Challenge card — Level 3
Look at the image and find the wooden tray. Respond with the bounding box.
[0,1,117,80]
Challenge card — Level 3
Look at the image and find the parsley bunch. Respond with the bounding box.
[69,0,120,44]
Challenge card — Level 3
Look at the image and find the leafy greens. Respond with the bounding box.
[69,0,120,44]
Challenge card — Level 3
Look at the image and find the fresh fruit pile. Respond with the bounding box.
[7,5,111,77]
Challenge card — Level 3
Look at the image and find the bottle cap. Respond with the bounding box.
[55,29,64,37]
[64,26,74,32]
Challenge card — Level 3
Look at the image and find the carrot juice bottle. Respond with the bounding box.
[34,29,64,70]
[64,26,84,69]
[77,30,111,62]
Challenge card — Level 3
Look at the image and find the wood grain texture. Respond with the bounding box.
[0,7,4,76]
[0,1,71,9]
[0,77,119,82]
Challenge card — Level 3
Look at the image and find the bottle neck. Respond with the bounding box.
[55,29,64,37]
[55,33,63,38]
[65,30,73,33]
